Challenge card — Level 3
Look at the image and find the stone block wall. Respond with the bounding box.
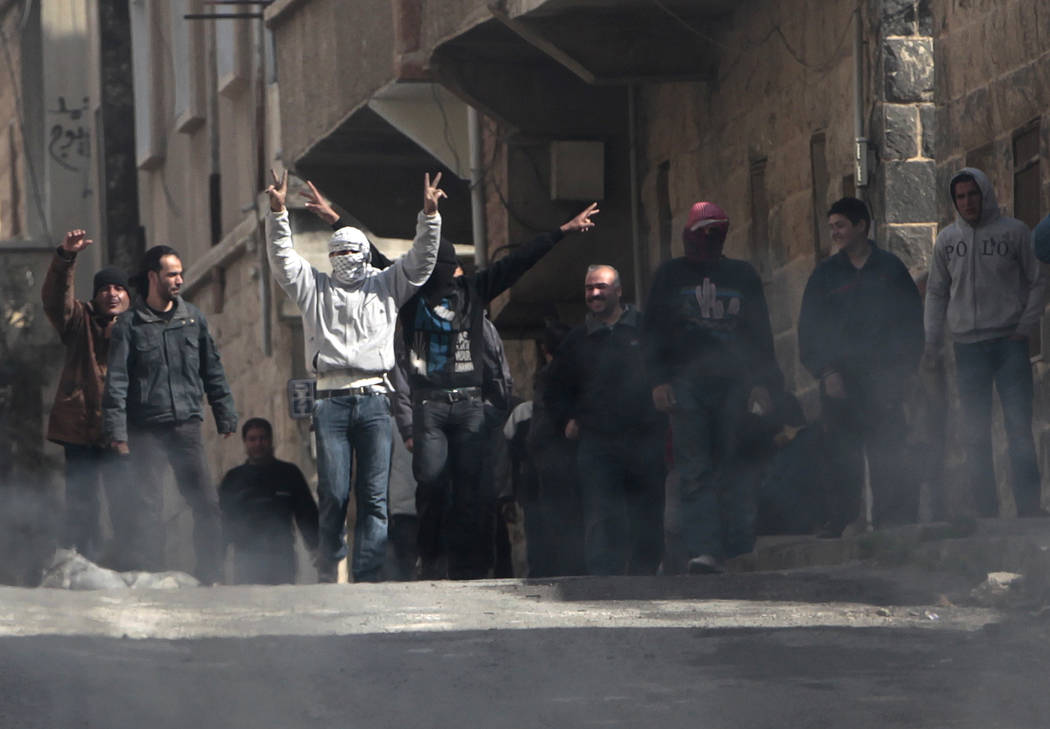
[637,0,863,410]
[871,1,938,272]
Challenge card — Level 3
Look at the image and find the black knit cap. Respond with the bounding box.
[436,237,459,265]
[93,266,129,297]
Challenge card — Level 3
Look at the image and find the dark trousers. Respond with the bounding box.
[126,420,222,583]
[386,514,419,581]
[576,430,665,575]
[955,338,1042,516]
[61,444,127,564]
[670,378,760,560]
[232,545,295,585]
[528,439,586,577]
[821,389,917,530]
[413,395,490,579]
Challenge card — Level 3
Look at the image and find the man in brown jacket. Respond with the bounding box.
[41,229,130,563]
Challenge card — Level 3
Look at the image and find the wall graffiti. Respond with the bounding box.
[47,96,90,173]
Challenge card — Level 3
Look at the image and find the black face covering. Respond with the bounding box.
[421,237,459,305]
[683,227,726,262]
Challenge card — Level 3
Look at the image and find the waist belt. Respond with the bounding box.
[315,386,386,400]
[418,386,482,404]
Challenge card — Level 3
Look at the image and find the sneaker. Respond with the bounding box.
[687,554,724,575]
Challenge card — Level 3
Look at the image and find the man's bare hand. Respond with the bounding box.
[61,229,92,254]
[560,202,599,233]
[405,437,414,453]
[111,441,130,456]
[652,383,676,413]
[564,419,579,440]
[822,371,846,399]
[266,168,288,212]
[303,181,339,225]
[423,172,446,216]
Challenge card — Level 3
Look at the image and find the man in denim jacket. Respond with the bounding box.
[103,245,237,583]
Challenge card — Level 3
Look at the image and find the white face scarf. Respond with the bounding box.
[328,227,371,285]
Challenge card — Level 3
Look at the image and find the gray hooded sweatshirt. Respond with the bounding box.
[268,209,440,386]
[925,167,1045,348]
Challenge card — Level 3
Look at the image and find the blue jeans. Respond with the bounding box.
[576,430,664,576]
[669,377,758,560]
[313,394,392,580]
[954,337,1042,516]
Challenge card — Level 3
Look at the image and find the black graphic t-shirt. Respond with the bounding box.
[642,256,782,390]
[405,288,476,391]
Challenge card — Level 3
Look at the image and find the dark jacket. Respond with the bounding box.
[41,250,113,446]
[102,297,237,442]
[546,306,665,436]
[642,256,783,391]
[798,243,923,395]
[219,458,319,555]
[399,229,564,392]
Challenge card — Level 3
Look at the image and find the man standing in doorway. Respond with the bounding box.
[798,197,923,534]
[546,264,665,575]
[265,170,444,582]
[642,201,783,574]
[925,167,1047,517]
[103,245,238,583]
[42,229,131,563]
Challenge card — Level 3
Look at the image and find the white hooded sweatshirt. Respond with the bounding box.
[268,210,440,387]
[925,167,1045,347]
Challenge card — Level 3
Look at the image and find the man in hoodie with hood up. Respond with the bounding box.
[925,167,1047,518]
[265,170,444,582]
[642,201,783,574]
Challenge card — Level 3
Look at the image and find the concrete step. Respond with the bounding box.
[730,518,1050,599]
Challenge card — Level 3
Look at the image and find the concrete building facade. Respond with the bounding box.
[263,0,1050,516]
[3,0,1050,583]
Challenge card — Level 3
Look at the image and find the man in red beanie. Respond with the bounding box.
[41,229,131,563]
[642,201,783,574]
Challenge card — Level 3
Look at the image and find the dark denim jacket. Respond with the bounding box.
[103,298,237,442]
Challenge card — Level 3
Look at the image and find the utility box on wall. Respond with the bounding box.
[550,141,604,201]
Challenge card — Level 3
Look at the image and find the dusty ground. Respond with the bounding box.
[0,565,1046,728]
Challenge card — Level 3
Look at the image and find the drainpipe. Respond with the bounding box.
[467,105,487,267]
[628,83,643,306]
[853,7,868,192]
[255,17,272,356]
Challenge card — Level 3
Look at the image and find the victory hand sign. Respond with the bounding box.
[423,172,446,216]
[266,168,288,213]
[560,202,599,233]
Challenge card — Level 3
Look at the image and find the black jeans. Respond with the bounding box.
[61,444,128,564]
[126,420,223,583]
[528,439,586,577]
[413,394,490,579]
[576,429,665,575]
[821,386,917,530]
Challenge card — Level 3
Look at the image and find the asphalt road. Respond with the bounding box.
[0,567,1047,729]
